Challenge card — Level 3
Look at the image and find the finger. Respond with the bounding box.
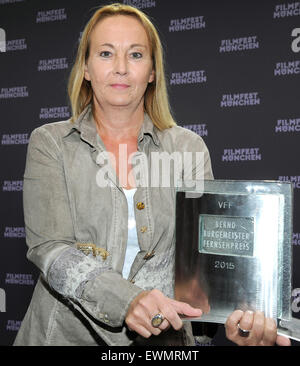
[276,335,291,346]
[149,311,170,332]
[141,311,163,336]
[261,317,277,346]
[158,304,183,331]
[127,305,161,337]
[132,323,153,339]
[136,292,166,335]
[250,311,264,343]
[239,310,254,332]
[225,310,244,339]
[158,318,170,332]
[126,311,159,338]
[153,299,202,332]
[169,298,203,318]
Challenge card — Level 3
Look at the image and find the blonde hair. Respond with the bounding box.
[67,2,176,130]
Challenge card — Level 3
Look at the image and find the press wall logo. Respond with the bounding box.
[184,124,208,137]
[278,176,300,188]
[219,36,259,53]
[2,180,23,191]
[5,273,34,285]
[5,38,27,52]
[0,27,5,52]
[122,0,156,9]
[292,28,300,53]
[275,118,300,133]
[6,320,21,331]
[293,233,300,245]
[38,58,68,71]
[0,288,5,312]
[1,133,29,145]
[39,106,70,120]
[273,2,300,18]
[4,227,25,238]
[220,93,260,108]
[274,61,300,76]
[169,16,205,32]
[0,86,29,99]
[36,8,67,23]
[222,148,261,162]
[170,71,207,85]
[292,288,300,313]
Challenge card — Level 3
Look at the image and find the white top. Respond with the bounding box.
[122,188,140,279]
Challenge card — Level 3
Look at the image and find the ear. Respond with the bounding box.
[84,63,91,81]
[148,68,155,83]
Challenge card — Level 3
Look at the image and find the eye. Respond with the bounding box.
[99,51,112,58]
[130,52,143,59]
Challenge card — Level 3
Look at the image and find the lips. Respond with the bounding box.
[111,84,130,89]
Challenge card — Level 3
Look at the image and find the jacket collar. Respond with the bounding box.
[63,104,160,148]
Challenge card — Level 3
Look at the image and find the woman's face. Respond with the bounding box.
[84,15,155,111]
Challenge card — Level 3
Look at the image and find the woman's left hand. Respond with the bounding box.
[225,310,291,346]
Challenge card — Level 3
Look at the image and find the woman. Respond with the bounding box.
[14,3,290,346]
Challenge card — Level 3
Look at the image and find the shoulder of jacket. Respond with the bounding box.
[157,124,206,147]
[30,119,74,143]
[29,119,74,154]
[32,119,72,136]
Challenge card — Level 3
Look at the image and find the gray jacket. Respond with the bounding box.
[14,105,213,346]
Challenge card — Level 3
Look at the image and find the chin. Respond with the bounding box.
[108,97,133,107]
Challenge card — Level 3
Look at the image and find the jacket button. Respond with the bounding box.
[104,314,109,323]
[143,250,155,260]
[136,202,145,210]
[140,226,147,233]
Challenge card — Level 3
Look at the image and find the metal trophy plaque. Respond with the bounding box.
[175,180,300,341]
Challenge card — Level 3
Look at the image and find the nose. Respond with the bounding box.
[114,54,128,76]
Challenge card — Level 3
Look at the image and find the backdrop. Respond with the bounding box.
[0,0,299,346]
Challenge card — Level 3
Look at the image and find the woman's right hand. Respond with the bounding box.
[125,289,203,338]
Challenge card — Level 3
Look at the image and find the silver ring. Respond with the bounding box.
[151,313,164,328]
[237,323,251,338]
